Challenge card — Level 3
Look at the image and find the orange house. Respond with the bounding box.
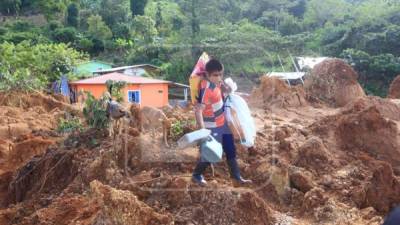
[70,72,170,107]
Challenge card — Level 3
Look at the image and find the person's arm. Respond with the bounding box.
[195,104,205,129]
[231,109,246,143]
[227,106,245,142]
[195,83,209,129]
[220,82,232,96]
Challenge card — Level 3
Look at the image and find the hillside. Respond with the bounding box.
[1,0,400,95]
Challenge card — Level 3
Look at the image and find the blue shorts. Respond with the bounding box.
[209,123,236,160]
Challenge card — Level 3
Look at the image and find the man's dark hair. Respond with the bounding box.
[205,59,224,73]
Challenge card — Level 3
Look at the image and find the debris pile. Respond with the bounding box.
[305,59,366,107]
[2,74,400,225]
[250,77,307,109]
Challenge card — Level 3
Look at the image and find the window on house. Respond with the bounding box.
[128,90,141,103]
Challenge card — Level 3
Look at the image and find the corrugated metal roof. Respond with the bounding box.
[75,61,113,75]
[70,72,170,85]
[93,64,161,74]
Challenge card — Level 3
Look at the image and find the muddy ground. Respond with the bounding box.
[0,59,399,225]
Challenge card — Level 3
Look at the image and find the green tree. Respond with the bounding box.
[289,0,306,18]
[0,41,87,91]
[341,48,400,96]
[155,1,163,32]
[52,27,78,44]
[91,38,105,55]
[172,17,184,30]
[190,0,200,59]
[304,0,351,28]
[66,3,79,28]
[131,0,147,17]
[131,15,157,43]
[112,23,131,39]
[32,0,68,20]
[145,0,186,34]
[99,0,130,27]
[278,14,303,35]
[256,11,302,33]
[243,0,296,21]
[87,15,113,40]
[77,37,94,53]
[80,0,101,11]
[0,0,21,15]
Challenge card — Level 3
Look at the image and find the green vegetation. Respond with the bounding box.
[0,0,400,95]
[0,41,86,91]
[106,80,127,102]
[57,117,83,133]
[82,92,109,129]
[66,3,79,28]
[170,119,196,141]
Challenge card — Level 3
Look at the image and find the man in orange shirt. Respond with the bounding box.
[192,59,252,186]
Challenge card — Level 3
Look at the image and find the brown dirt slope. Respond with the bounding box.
[250,77,307,109]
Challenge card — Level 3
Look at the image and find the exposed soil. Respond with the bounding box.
[388,75,400,99]
[304,59,366,107]
[1,71,398,225]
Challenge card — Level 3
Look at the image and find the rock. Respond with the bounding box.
[166,177,192,208]
[363,161,400,213]
[360,207,378,220]
[289,167,315,193]
[337,106,400,168]
[270,164,290,198]
[294,136,331,173]
[304,58,365,107]
[90,180,173,224]
[302,188,328,212]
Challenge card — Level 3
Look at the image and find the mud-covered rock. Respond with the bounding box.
[289,167,315,193]
[305,59,365,107]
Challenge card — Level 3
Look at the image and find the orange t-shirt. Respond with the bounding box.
[197,79,225,128]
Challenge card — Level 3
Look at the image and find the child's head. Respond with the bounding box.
[205,58,224,84]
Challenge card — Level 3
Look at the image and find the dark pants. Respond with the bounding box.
[384,207,400,225]
[193,123,240,179]
[207,123,236,160]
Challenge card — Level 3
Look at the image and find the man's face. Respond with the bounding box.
[207,70,223,84]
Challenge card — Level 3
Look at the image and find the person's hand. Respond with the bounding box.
[197,123,205,130]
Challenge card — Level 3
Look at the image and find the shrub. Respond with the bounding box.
[57,117,83,133]
[82,92,109,129]
[170,119,196,141]
[105,80,127,102]
[52,27,78,43]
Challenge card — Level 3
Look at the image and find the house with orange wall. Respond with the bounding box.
[70,72,171,108]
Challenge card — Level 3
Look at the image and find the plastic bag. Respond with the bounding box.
[189,52,210,104]
[177,128,211,149]
[200,135,223,163]
[224,78,256,147]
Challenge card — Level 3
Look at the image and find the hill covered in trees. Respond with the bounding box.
[1,0,400,96]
